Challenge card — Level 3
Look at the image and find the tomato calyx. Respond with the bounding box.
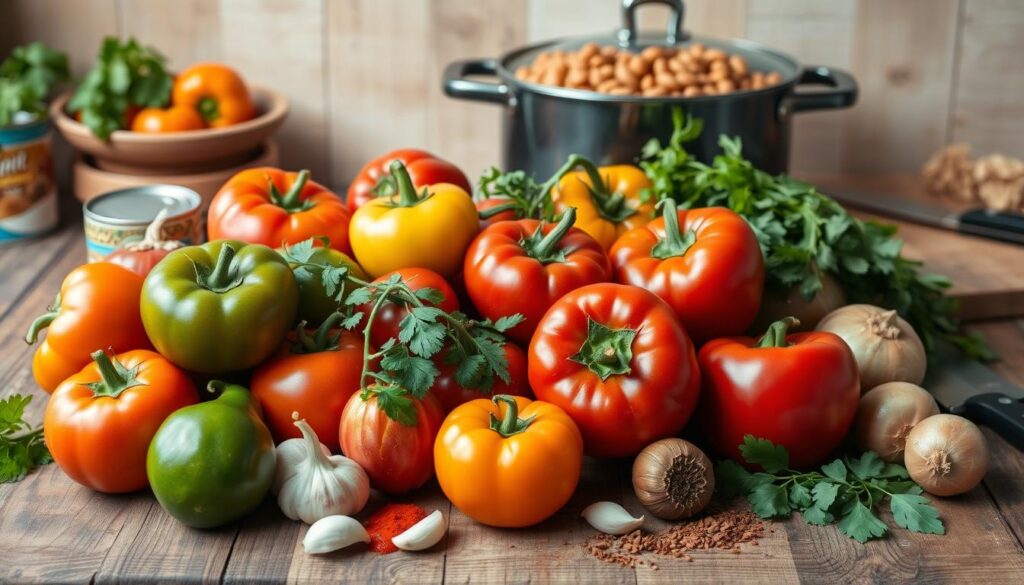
[24,292,61,344]
[573,157,636,223]
[196,244,244,293]
[292,312,345,354]
[756,316,801,349]
[86,350,142,398]
[570,317,637,381]
[488,394,535,438]
[521,207,578,264]
[651,199,698,260]
[197,96,219,123]
[385,160,433,208]
[268,169,314,213]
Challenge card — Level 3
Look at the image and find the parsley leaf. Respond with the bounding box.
[738,435,789,473]
[0,42,68,126]
[0,394,51,483]
[750,483,791,518]
[369,386,417,427]
[890,493,945,535]
[838,501,889,543]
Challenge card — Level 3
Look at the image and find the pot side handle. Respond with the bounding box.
[787,66,858,113]
[442,59,510,105]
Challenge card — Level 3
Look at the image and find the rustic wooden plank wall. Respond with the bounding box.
[2,0,1022,189]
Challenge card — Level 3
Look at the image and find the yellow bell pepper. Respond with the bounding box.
[349,160,479,279]
[552,160,655,251]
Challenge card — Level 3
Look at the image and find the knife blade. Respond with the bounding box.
[827,188,1024,246]
[925,355,1024,451]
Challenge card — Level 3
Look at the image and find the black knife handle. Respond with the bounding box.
[959,209,1024,245]
[950,393,1024,451]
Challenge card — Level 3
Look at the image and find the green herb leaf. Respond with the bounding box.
[749,482,791,518]
[370,386,417,427]
[890,494,944,535]
[715,460,754,498]
[414,286,447,305]
[398,307,447,358]
[789,482,813,509]
[821,459,847,482]
[738,435,789,473]
[838,500,889,543]
[0,42,68,126]
[811,481,841,510]
[802,506,834,526]
[0,394,51,483]
[492,314,527,332]
[847,452,885,480]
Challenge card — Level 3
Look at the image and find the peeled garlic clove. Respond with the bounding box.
[303,515,370,554]
[581,501,644,535]
[392,510,446,551]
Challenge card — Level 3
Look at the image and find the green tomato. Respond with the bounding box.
[141,240,298,373]
[147,382,276,529]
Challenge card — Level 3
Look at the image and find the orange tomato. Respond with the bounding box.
[44,350,198,493]
[26,263,152,393]
[172,63,255,128]
[130,106,205,133]
[434,395,583,527]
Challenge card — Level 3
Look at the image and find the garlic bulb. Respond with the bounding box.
[273,413,370,524]
[303,515,370,554]
[392,510,447,551]
[581,501,645,535]
[816,304,927,392]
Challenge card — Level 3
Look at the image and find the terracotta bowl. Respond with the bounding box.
[72,140,280,209]
[50,86,288,175]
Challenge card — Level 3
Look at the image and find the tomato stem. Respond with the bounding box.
[390,160,423,207]
[570,157,636,223]
[756,317,800,348]
[204,243,238,292]
[526,207,577,263]
[270,170,312,212]
[88,350,138,398]
[477,201,519,220]
[198,97,219,122]
[651,199,697,259]
[489,395,535,437]
[24,292,61,344]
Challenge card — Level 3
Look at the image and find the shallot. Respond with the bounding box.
[904,414,989,496]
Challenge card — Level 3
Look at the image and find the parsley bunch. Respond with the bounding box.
[0,42,69,126]
[283,239,524,425]
[68,37,173,139]
[0,394,52,483]
[717,436,944,543]
[640,111,990,360]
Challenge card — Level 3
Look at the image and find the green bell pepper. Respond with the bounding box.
[141,240,298,373]
[147,381,276,529]
[283,246,368,326]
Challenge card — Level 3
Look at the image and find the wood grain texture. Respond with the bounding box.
[118,0,222,67]
[2,0,118,74]
[843,0,961,172]
[949,0,1024,158]
[220,0,329,182]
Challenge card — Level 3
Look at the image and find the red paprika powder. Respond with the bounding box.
[364,503,428,554]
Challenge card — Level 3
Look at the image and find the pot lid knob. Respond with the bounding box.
[618,0,689,47]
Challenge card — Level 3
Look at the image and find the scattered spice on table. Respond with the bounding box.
[584,507,764,569]
[364,503,427,554]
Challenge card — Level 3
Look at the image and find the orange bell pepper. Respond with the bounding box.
[434,395,583,527]
[44,349,198,493]
[25,263,152,393]
[172,63,255,128]
[551,160,655,251]
[130,105,205,133]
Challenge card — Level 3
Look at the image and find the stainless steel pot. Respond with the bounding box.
[443,0,857,178]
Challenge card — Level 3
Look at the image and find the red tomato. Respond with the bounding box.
[698,318,860,468]
[528,283,700,458]
[207,167,352,253]
[431,342,531,412]
[463,209,611,345]
[339,390,444,494]
[610,202,764,344]
[361,267,459,350]
[347,149,471,211]
[475,197,517,228]
[251,327,366,452]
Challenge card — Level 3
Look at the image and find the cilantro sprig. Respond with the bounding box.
[640,110,991,361]
[68,37,173,139]
[283,239,524,425]
[0,394,52,483]
[716,436,944,543]
[0,42,69,126]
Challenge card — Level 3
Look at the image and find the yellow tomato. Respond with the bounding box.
[552,163,655,251]
[434,395,583,528]
[349,160,478,279]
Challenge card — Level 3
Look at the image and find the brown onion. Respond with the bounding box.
[855,382,939,463]
[816,304,926,392]
[632,438,714,520]
[905,414,989,496]
[753,272,846,332]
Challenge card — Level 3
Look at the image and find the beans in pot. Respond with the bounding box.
[515,42,782,98]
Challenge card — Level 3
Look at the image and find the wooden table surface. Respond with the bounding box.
[3,183,1024,585]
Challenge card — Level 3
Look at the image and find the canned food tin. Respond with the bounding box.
[83,184,202,262]
[0,113,58,245]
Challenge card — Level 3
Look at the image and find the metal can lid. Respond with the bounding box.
[84,184,201,225]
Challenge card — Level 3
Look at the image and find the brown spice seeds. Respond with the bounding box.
[584,507,765,570]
